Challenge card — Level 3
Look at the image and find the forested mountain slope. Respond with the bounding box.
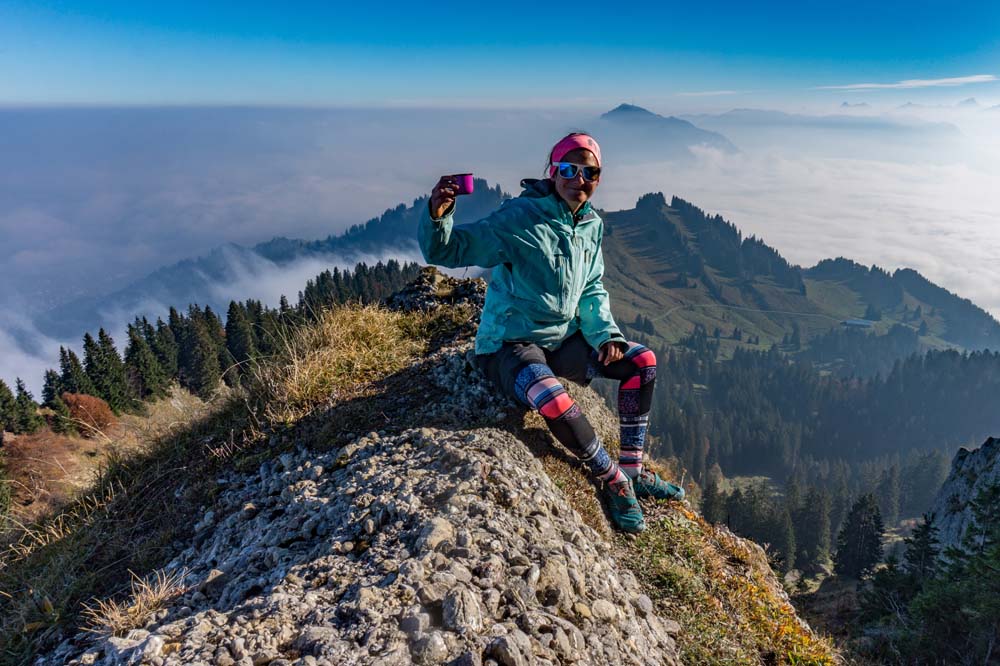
[600,193,1000,354]
[38,179,1000,359]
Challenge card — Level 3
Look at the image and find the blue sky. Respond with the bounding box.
[2,1,999,107]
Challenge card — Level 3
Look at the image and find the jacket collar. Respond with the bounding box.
[518,178,598,226]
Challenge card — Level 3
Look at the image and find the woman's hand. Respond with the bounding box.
[430,176,459,219]
[598,340,627,365]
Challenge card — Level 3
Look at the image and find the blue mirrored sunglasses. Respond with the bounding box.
[552,161,602,181]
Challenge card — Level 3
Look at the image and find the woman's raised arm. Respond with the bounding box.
[418,176,513,269]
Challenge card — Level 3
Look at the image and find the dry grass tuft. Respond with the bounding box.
[81,569,187,637]
[247,304,427,424]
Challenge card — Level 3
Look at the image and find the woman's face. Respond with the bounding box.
[552,147,600,212]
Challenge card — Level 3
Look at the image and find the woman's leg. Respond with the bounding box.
[592,341,657,479]
[514,363,630,485]
[545,334,683,500]
[476,342,626,484]
[595,341,684,499]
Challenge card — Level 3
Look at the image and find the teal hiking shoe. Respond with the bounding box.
[634,469,686,501]
[605,476,646,534]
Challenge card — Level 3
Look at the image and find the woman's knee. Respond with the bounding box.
[513,362,576,419]
[618,342,656,389]
[624,341,656,370]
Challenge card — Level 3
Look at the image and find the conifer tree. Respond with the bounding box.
[49,395,77,436]
[859,553,909,629]
[152,318,179,381]
[124,324,168,400]
[13,378,44,434]
[225,301,257,384]
[60,347,96,396]
[202,305,226,349]
[835,493,884,579]
[0,378,15,433]
[41,369,63,407]
[877,465,901,527]
[903,513,939,583]
[180,305,215,383]
[98,329,134,413]
[180,317,221,399]
[137,317,157,346]
[701,481,726,524]
[168,306,185,345]
[779,507,797,572]
[725,487,746,531]
[82,333,103,397]
[256,309,286,357]
[219,345,240,388]
[176,308,196,388]
[785,477,802,518]
[797,487,832,566]
[829,473,851,537]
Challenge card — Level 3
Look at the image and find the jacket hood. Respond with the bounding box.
[517,178,596,223]
[519,177,557,199]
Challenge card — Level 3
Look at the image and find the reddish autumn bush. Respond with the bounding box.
[62,392,117,437]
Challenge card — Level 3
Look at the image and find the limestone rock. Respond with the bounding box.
[929,437,1000,551]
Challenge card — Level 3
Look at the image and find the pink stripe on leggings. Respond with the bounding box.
[629,348,656,369]
[538,392,575,419]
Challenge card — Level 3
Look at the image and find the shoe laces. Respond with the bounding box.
[609,478,633,498]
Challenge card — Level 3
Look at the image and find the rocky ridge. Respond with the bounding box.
[39,331,681,665]
[928,436,1000,551]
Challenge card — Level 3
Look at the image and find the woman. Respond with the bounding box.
[419,132,683,534]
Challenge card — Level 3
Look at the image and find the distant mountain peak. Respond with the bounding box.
[601,103,659,119]
[598,103,739,154]
[957,97,980,108]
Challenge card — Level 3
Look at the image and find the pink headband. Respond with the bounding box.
[549,134,602,177]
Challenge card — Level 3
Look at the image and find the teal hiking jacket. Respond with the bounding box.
[419,178,625,355]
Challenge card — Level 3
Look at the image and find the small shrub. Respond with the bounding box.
[62,393,117,438]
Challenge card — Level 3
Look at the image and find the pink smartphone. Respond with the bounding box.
[450,173,474,195]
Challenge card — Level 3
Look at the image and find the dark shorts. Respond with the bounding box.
[475,330,603,405]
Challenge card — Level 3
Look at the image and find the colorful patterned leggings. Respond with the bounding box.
[475,330,656,482]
